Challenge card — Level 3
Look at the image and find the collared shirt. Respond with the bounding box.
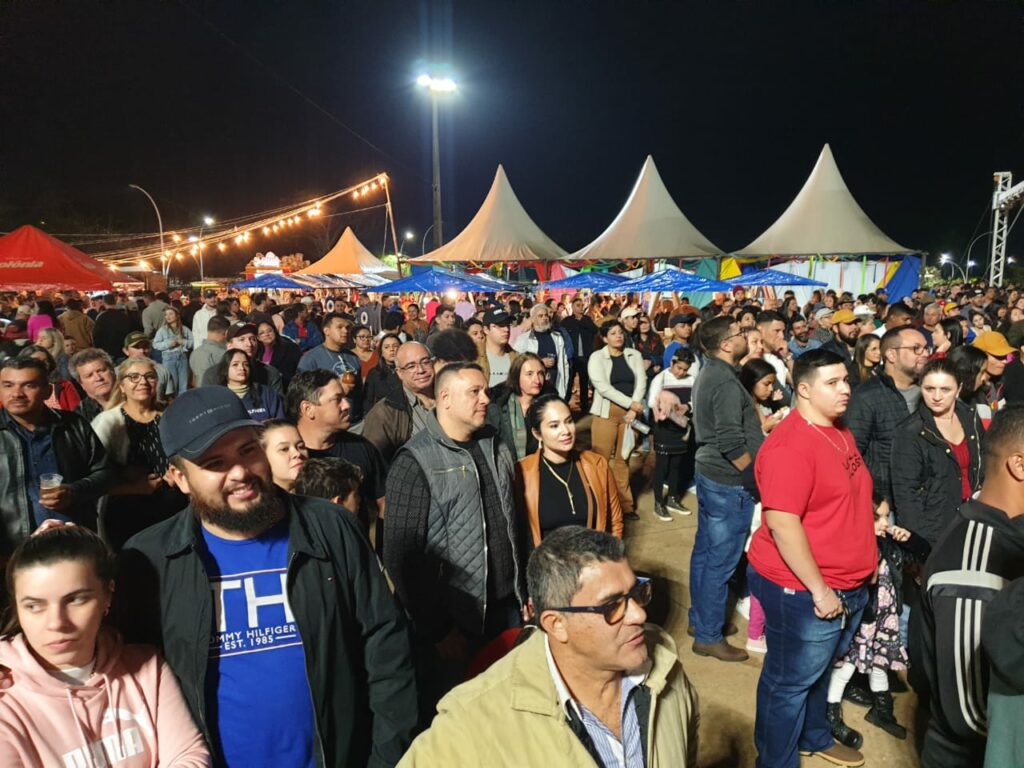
[404,387,431,436]
[545,635,648,768]
[1,410,65,526]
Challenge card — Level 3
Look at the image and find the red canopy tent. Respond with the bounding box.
[0,225,114,292]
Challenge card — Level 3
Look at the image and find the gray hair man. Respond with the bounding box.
[513,304,573,399]
[400,526,699,766]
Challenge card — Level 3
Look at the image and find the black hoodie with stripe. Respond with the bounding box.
[909,500,1024,766]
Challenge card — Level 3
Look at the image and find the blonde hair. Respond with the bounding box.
[106,357,160,410]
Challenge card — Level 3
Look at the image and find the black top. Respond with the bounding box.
[537,455,589,540]
[307,430,388,524]
[609,354,636,399]
[123,409,169,476]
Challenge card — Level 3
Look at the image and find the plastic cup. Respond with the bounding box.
[39,473,63,491]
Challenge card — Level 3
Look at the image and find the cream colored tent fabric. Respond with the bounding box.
[411,166,568,263]
[569,155,723,261]
[737,144,912,257]
[297,227,399,277]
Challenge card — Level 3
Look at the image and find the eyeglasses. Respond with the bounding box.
[124,373,158,384]
[546,577,652,625]
[398,358,435,372]
[893,345,931,355]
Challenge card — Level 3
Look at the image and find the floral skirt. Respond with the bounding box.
[843,558,909,672]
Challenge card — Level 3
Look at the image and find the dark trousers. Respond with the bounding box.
[572,358,590,410]
[652,452,685,505]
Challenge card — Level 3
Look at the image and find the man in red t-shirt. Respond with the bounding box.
[747,348,877,768]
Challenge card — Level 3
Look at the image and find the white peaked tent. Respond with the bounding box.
[412,165,568,263]
[569,155,723,261]
[297,227,399,278]
[737,144,913,257]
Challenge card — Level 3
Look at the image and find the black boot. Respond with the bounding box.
[864,690,907,739]
[826,702,863,749]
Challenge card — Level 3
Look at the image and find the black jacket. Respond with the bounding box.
[0,408,114,554]
[92,308,142,359]
[485,384,537,462]
[117,493,418,768]
[909,500,1024,764]
[891,401,984,546]
[260,335,302,389]
[364,361,398,412]
[846,371,913,504]
[560,315,598,359]
[820,336,860,387]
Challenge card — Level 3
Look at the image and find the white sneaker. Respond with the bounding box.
[746,636,767,654]
[735,596,751,620]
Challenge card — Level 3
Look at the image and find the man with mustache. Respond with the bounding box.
[747,349,877,768]
[384,361,525,719]
[117,386,417,767]
[0,357,113,555]
[513,304,573,399]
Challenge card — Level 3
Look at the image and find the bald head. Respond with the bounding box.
[395,341,434,396]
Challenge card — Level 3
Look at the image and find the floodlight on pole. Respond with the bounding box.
[417,72,457,251]
[128,184,165,277]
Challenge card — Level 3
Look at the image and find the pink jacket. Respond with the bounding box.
[0,627,209,767]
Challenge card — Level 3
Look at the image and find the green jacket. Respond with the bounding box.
[399,625,698,767]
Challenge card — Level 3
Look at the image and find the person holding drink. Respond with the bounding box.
[0,357,114,557]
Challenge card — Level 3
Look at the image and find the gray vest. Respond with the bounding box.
[398,414,522,636]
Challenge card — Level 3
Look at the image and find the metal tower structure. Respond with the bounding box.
[990,171,1024,286]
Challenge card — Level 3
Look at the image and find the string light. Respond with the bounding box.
[218,243,227,252]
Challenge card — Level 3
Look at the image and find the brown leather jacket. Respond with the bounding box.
[514,449,623,548]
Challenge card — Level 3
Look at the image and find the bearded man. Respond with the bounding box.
[117,386,417,768]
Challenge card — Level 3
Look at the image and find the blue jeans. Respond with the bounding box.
[749,566,868,768]
[163,352,189,395]
[688,473,754,644]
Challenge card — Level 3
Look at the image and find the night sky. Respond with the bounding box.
[2,1,1022,278]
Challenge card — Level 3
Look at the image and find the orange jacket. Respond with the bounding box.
[514,449,623,548]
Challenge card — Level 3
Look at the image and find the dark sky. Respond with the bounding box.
[2,1,1023,278]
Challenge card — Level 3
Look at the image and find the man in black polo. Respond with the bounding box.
[560,295,598,411]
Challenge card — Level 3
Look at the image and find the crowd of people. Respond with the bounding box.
[0,280,1022,767]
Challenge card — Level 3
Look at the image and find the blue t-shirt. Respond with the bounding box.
[199,521,316,767]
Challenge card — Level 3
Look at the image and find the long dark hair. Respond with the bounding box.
[216,348,252,387]
[35,300,58,325]
[938,317,964,350]
[948,345,987,402]
[3,527,116,637]
[853,333,880,383]
[739,359,777,402]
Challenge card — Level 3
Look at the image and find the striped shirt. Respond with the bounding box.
[545,636,649,767]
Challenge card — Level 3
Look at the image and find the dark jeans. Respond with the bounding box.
[652,452,685,505]
[572,358,590,411]
[688,473,754,643]
[749,566,868,768]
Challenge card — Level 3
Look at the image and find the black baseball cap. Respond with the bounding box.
[203,289,218,298]
[669,314,697,326]
[483,308,512,326]
[159,386,258,461]
[226,322,258,341]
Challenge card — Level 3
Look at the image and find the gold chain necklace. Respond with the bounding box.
[542,455,577,516]
[805,419,849,454]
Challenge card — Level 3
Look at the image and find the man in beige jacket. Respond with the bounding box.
[400,527,699,767]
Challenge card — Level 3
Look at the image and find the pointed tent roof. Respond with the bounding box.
[297,226,398,277]
[411,166,567,263]
[0,225,114,291]
[737,144,913,257]
[569,156,723,261]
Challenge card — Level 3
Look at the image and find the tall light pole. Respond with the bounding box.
[188,215,215,282]
[940,253,968,282]
[128,184,165,276]
[417,74,456,251]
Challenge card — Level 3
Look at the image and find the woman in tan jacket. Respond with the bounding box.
[514,393,623,548]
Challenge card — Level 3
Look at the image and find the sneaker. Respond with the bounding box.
[745,635,767,654]
[799,743,864,767]
[652,503,673,522]
[735,596,751,619]
[666,495,691,515]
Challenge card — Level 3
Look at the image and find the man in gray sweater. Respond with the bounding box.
[689,315,765,662]
[189,315,229,386]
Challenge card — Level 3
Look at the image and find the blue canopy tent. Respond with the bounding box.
[542,272,631,292]
[233,273,314,290]
[725,267,828,288]
[613,268,733,294]
[367,267,515,294]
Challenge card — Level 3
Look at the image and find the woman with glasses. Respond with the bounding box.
[152,306,193,396]
[215,348,284,422]
[18,345,81,412]
[256,319,301,389]
[514,393,622,547]
[634,314,665,378]
[90,358,185,550]
[364,333,402,410]
[853,334,882,384]
[487,353,547,461]
[351,323,378,381]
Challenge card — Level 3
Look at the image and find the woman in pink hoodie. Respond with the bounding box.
[0,525,210,767]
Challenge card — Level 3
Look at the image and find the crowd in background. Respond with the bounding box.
[0,278,1022,766]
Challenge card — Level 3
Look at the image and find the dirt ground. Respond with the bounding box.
[577,415,922,768]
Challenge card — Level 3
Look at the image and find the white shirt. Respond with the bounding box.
[191,304,217,345]
[487,350,512,388]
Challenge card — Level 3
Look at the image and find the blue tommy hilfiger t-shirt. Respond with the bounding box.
[199,520,316,767]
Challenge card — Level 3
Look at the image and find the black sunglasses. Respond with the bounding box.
[546,577,652,625]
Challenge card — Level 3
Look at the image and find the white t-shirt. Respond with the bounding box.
[487,350,512,388]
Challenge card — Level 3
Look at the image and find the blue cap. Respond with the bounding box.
[159,386,258,461]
